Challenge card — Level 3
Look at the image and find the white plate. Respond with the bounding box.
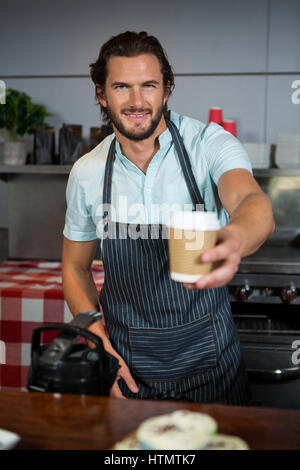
[0,429,20,450]
[276,134,300,168]
[243,143,271,168]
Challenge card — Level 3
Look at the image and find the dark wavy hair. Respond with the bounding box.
[89,31,175,123]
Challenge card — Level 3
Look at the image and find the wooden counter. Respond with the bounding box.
[0,390,299,450]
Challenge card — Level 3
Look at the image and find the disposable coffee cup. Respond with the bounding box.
[164,211,220,283]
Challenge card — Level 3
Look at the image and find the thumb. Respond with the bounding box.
[124,374,139,394]
[103,341,139,394]
[110,380,127,400]
[119,363,139,394]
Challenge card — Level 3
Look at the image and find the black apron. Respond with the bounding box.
[99,119,250,404]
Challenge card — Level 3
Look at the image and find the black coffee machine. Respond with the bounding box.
[27,311,120,396]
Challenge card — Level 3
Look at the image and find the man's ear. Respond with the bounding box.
[96,85,107,107]
[163,82,171,105]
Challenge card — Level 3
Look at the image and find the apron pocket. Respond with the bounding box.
[128,314,217,382]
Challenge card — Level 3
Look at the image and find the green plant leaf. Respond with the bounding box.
[0,88,51,140]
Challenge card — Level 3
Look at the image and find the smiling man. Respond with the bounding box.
[101,54,166,141]
[95,52,169,174]
[62,31,275,404]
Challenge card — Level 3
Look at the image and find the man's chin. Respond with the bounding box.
[122,130,153,141]
[116,123,157,141]
[108,106,165,141]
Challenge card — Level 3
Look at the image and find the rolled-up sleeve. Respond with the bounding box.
[204,123,253,185]
[63,164,98,241]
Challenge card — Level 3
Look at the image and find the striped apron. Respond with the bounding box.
[100,119,250,405]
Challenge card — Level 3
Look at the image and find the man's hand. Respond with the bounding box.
[109,350,139,400]
[88,321,139,399]
[184,169,275,291]
[183,225,242,290]
[90,335,139,399]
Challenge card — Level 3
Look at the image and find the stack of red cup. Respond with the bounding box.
[208,107,223,125]
[222,120,237,137]
[208,108,237,137]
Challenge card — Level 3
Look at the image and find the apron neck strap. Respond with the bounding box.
[103,136,116,206]
[165,118,205,211]
[102,119,206,211]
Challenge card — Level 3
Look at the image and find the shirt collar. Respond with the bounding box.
[115,119,173,170]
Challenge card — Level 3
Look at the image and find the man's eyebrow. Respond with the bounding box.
[143,80,160,85]
[111,80,160,87]
[111,81,128,87]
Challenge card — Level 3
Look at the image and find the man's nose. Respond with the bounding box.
[128,87,144,108]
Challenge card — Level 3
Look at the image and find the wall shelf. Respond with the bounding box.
[0,164,72,181]
[1,165,300,179]
[253,168,300,177]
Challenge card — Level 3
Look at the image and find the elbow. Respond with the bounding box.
[269,205,276,236]
[270,219,276,235]
[265,194,276,237]
[267,209,276,237]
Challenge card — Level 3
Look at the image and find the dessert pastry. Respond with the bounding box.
[114,433,142,450]
[204,433,249,450]
[136,409,217,450]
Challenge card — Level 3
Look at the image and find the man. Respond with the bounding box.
[62,31,274,404]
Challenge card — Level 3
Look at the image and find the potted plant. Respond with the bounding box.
[0,88,50,165]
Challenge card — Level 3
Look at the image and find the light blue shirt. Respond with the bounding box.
[63,111,253,244]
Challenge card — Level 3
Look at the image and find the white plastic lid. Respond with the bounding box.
[163,211,220,231]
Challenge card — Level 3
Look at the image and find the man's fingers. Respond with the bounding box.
[126,378,139,394]
[196,259,239,289]
[195,266,234,289]
[110,380,127,400]
[109,364,139,399]
[184,252,240,290]
[115,356,139,394]
[201,229,241,264]
[201,241,232,264]
[119,368,139,394]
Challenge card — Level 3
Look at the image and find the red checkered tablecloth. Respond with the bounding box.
[0,260,104,391]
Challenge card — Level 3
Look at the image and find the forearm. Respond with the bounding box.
[62,265,99,316]
[224,192,275,258]
[62,266,112,347]
[62,263,138,397]
[185,171,275,290]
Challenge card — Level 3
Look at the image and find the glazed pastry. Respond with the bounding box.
[136,409,217,450]
[114,434,142,450]
[204,433,249,450]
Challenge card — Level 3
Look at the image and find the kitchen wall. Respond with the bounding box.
[0,0,299,227]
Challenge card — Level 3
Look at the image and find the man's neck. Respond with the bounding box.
[114,117,167,174]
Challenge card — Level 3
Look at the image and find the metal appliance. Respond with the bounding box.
[228,169,300,410]
[27,311,120,396]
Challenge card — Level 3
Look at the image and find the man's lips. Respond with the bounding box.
[123,111,150,121]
